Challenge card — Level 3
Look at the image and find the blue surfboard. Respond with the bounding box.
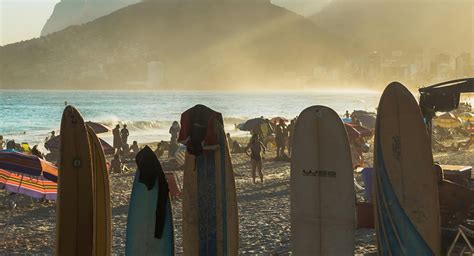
[125,146,174,255]
[374,82,440,255]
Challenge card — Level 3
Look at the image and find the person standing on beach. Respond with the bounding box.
[121,124,130,147]
[344,110,350,118]
[31,145,44,159]
[169,121,180,141]
[245,134,266,184]
[275,120,288,158]
[0,135,4,150]
[169,121,180,157]
[113,124,122,153]
[287,119,296,156]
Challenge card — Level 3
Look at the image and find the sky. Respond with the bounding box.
[0,0,330,46]
[0,0,58,45]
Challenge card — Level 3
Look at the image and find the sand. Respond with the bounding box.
[2,140,473,255]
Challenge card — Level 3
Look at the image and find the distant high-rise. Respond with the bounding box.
[455,53,472,77]
[147,61,164,88]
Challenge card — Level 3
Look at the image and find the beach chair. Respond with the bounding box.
[447,225,474,255]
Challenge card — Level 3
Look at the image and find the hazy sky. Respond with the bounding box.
[0,0,58,45]
[0,0,330,46]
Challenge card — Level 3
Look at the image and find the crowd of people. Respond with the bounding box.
[1,114,371,185]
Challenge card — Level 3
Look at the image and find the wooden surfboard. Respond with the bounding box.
[180,105,239,256]
[56,106,94,255]
[374,82,440,255]
[290,105,355,255]
[125,146,174,255]
[86,126,112,256]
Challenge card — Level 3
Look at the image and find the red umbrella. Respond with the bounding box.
[85,121,111,134]
[346,123,373,138]
[344,123,362,141]
[271,117,288,124]
[45,135,114,155]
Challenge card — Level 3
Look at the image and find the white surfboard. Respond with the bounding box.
[290,105,355,255]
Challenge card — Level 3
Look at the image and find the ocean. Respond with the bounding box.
[1,90,381,150]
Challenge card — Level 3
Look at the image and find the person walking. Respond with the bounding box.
[245,134,266,184]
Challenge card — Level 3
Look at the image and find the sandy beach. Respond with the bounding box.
[0,139,383,255]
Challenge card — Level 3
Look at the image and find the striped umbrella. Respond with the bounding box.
[0,150,58,182]
[0,169,57,200]
[433,113,463,129]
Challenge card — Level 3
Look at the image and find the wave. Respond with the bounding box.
[96,117,250,131]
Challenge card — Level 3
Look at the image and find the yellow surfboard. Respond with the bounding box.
[87,125,112,256]
[56,106,94,255]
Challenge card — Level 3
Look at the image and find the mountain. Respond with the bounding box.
[41,0,140,36]
[312,0,473,55]
[271,0,332,16]
[1,1,345,89]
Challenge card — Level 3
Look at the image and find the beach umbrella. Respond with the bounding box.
[0,169,57,200]
[238,117,265,131]
[45,135,114,155]
[0,150,58,182]
[351,114,376,129]
[347,124,373,138]
[270,117,288,124]
[85,121,111,134]
[458,112,474,123]
[344,123,361,140]
[433,113,463,129]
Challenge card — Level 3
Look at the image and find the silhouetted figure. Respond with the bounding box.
[275,120,288,158]
[169,121,180,141]
[31,145,44,159]
[121,124,129,146]
[287,119,296,156]
[112,124,121,152]
[245,134,266,184]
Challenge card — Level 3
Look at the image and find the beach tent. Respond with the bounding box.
[238,117,266,131]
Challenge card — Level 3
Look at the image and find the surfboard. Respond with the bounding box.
[125,145,174,255]
[86,126,112,256]
[290,105,355,255]
[56,106,94,255]
[374,82,440,255]
[180,105,239,256]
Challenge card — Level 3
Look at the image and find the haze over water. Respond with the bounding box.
[1,90,380,147]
